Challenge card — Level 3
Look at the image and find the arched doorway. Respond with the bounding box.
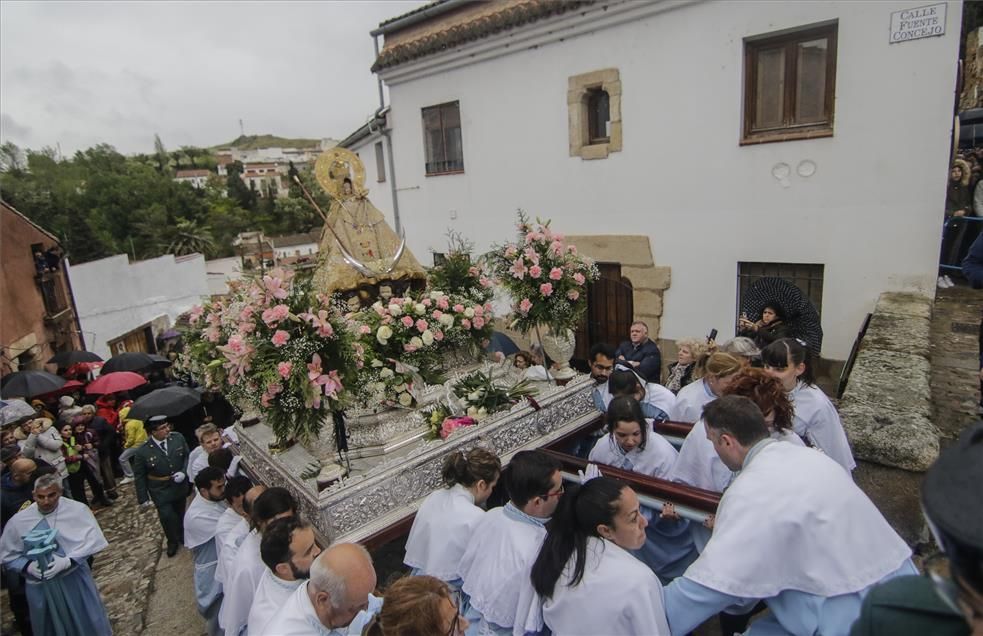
[573,262,634,368]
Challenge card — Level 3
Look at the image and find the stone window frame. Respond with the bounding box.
[568,68,622,160]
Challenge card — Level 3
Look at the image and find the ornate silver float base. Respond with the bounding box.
[236,374,598,543]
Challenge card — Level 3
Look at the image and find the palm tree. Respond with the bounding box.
[165,219,215,257]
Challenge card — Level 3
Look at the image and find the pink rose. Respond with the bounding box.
[504,245,518,258]
[567,290,580,301]
[529,265,542,279]
[432,310,444,320]
[519,298,533,314]
[473,305,484,316]
[261,304,290,326]
[277,361,293,378]
[415,319,428,332]
[453,304,465,313]
[404,344,418,353]
[468,266,480,276]
[422,298,432,307]
[549,241,564,257]
[359,324,371,335]
[540,283,554,297]
[436,296,450,310]
[484,302,493,314]
[549,267,563,280]
[461,318,472,330]
[479,276,493,288]
[567,245,578,255]
[401,315,415,328]
[271,330,290,347]
[434,330,444,341]
[573,272,586,285]
[472,316,485,329]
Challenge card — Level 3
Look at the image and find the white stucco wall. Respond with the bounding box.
[204,256,245,297]
[273,242,318,259]
[350,131,396,227]
[379,0,960,359]
[66,253,209,359]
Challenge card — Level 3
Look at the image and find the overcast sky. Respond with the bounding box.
[0,1,428,155]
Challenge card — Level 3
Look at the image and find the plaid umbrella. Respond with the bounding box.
[740,277,823,354]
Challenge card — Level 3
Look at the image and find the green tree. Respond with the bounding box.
[166,218,216,257]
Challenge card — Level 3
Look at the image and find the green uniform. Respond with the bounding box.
[851,575,969,636]
[133,432,190,549]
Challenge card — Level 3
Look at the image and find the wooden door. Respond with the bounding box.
[573,262,634,366]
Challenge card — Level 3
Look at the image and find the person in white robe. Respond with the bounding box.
[185,466,229,636]
[219,486,296,636]
[187,424,225,482]
[664,396,915,635]
[589,395,694,581]
[668,352,744,423]
[248,516,321,635]
[213,476,252,586]
[458,450,563,636]
[404,447,500,595]
[526,476,670,635]
[0,474,112,635]
[264,543,381,636]
[761,338,856,471]
[600,369,676,422]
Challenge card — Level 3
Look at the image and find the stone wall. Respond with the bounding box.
[839,292,940,471]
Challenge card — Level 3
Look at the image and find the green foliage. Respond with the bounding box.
[213,135,321,151]
[0,140,330,265]
[427,230,493,304]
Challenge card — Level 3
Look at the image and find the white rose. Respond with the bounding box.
[410,336,423,348]
[379,368,394,379]
[430,291,442,300]
[464,307,475,318]
[398,392,413,407]
[394,383,407,393]
[467,391,480,402]
[372,301,383,312]
[439,314,454,327]
[403,298,414,307]
[388,304,402,316]
[415,303,426,315]
[371,359,384,368]
[421,330,434,346]
[377,325,393,344]
[477,407,488,417]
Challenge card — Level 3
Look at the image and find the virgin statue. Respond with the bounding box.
[309,148,426,305]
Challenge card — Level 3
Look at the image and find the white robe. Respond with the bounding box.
[684,440,910,599]
[247,568,303,636]
[185,494,228,550]
[669,418,733,493]
[459,504,546,632]
[789,382,856,472]
[263,581,382,635]
[588,433,677,480]
[540,538,670,636]
[0,499,108,563]
[219,530,264,635]
[215,512,249,585]
[669,379,715,423]
[404,484,485,581]
[184,494,228,617]
[595,380,676,420]
[187,446,207,482]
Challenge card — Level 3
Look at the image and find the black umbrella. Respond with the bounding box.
[148,354,173,369]
[128,386,202,421]
[47,350,103,367]
[740,277,824,354]
[0,370,67,399]
[101,352,156,373]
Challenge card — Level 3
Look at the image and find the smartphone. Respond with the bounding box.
[707,328,718,342]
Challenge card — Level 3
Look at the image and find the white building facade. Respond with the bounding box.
[66,253,209,359]
[371,0,961,359]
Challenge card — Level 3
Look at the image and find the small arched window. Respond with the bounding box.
[587,88,610,145]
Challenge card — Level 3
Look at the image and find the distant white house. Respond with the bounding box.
[66,253,209,359]
[270,231,321,264]
[174,169,211,188]
[368,0,962,360]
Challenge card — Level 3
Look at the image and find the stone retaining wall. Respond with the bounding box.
[840,292,940,471]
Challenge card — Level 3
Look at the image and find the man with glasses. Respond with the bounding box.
[851,423,982,635]
[664,396,916,635]
[459,450,563,635]
[133,414,190,558]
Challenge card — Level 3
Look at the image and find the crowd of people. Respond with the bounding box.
[941,150,983,288]
[1,315,980,635]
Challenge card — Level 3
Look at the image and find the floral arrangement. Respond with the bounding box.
[182,268,357,444]
[348,291,494,408]
[488,211,599,334]
[423,370,537,439]
[427,231,494,305]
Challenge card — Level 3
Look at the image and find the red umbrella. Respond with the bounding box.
[35,379,85,399]
[86,371,147,395]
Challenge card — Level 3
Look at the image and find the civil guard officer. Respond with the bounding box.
[134,414,190,557]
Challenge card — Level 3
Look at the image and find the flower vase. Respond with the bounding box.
[540,327,577,382]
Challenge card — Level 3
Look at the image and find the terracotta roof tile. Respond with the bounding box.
[372,0,594,72]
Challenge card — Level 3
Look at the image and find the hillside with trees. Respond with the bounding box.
[0,137,330,265]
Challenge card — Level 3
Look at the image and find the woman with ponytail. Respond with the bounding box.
[404,448,501,591]
[527,477,670,635]
[670,352,744,423]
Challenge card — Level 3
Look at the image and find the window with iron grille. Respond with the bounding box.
[736,262,824,321]
[422,101,464,175]
[742,22,837,144]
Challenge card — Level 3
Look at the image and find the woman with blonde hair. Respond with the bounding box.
[669,352,743,423]
[363,575,468,636]
[664,338,709,394]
